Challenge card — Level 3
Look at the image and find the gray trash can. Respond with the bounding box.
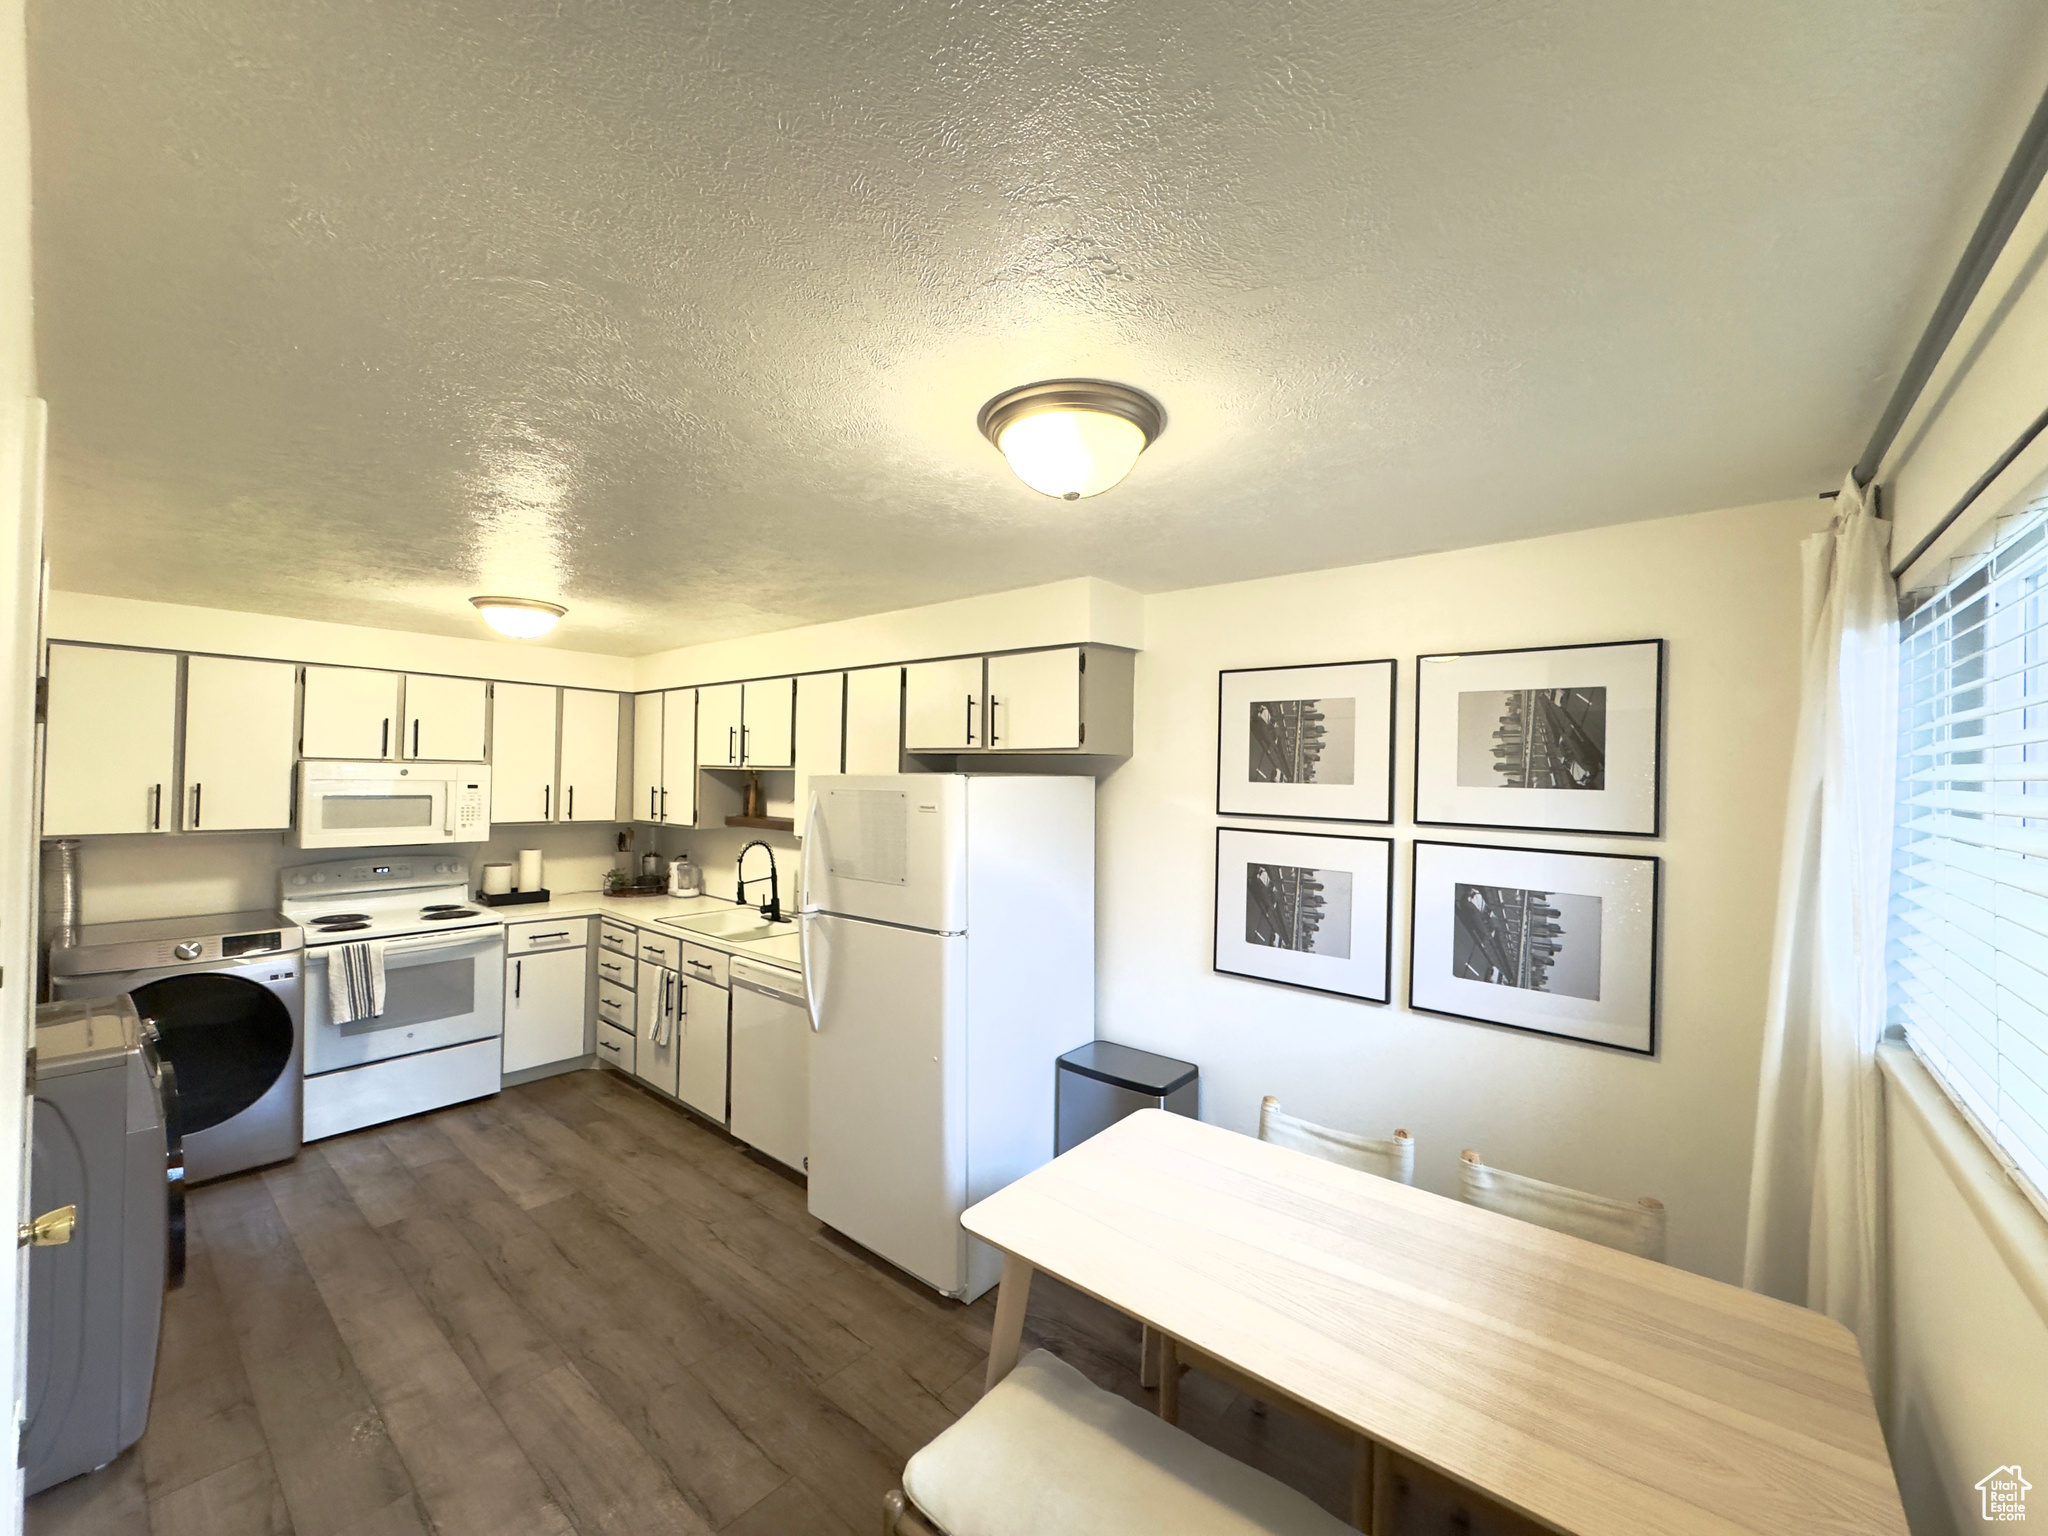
[1055,1041,1198,1155]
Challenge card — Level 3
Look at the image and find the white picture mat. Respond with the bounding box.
[1218,661,1394,822]
[1215,828,1391,1002]
[1409,842,1655,1051]
[1415,643,1659,833]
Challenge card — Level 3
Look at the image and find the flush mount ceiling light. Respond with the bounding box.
[977,379,1165,500]
[470,596,566,639]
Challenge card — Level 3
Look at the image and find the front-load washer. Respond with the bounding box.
[50,911,304,1183]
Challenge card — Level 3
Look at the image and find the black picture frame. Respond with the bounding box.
[1213,826,1395,1004]
[1216,658,1398,825]
[1406,838,1660,1055]
[1411,638,1665,837]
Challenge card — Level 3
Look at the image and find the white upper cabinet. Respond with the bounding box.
[402,674,487,762]
[632,692,664,822]
[741,678,796,768]
[793,673,843,828]
[43,645,179,836]
[301,665,400,760]
[659,688,696,824]
[986,648,1082,752]
[697,683,743,771]
[560,689,621,823]
[182,656,297,831]
[903,657,985,752]
[843,666,901,774]
[491,682,559,824]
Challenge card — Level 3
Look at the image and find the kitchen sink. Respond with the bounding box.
[658,908,797,945]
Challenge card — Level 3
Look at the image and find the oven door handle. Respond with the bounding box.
[315,930,501,961]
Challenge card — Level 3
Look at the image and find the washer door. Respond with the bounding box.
[130,974,295,1135]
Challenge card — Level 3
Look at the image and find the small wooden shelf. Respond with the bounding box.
[725,815,795,832]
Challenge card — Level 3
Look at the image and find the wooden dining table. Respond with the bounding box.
[961,1109,1906,1536]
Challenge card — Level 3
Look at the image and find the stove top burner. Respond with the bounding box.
[318,921,372,932]
[420,904,468,913]
[310,912,372,923]
[422,908,479,921]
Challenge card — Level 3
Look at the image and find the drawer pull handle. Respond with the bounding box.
[527,931,569,941]
[598,1039,621,1054]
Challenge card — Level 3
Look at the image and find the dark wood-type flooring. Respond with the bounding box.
[27,1068,1353,1536]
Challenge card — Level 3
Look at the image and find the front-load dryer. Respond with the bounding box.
[50,911,303,1183]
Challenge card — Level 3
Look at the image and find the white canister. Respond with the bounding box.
[518,848,544,892]
[480,863,514,896]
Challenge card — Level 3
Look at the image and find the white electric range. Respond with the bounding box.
[280,856,506,1140]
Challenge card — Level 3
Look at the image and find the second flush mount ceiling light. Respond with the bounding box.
[978,379,1164,500]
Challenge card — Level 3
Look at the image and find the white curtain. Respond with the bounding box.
[1743,475,1897,1373]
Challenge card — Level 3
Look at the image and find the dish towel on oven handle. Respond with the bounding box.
[327,940,387,1023]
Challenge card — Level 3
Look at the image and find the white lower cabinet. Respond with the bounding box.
[635,957,680,1096]
[679,966,729,1123]
[503,938,588,1075]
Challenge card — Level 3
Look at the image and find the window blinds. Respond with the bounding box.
[1893,507,2048,1208]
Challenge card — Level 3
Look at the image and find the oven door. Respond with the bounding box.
[293,765,451,849]
[304,928,505,1074]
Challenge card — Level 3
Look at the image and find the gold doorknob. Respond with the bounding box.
[18,1205,76,1247]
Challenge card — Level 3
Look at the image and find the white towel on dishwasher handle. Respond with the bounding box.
[326,940,387,1024]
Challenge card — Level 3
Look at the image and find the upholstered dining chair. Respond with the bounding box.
[1456,1149,1666,1262]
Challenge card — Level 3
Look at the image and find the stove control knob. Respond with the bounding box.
[173,941,203,961]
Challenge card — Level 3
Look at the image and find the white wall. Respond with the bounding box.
[633,575,1142,690]
[1096,496,1825,1283]
[0,0,34,1524]
[46,590,635,690]
[1882,1048,2048,1536]
[68,822,624,928]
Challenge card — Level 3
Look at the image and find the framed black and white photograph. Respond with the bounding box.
[1214,827,1393,1003]
[1217,659,1395,823]
[1409,840,1658,1053]
[1413,639,1662,835]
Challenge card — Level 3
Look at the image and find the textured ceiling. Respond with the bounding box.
[28,1,2048,655]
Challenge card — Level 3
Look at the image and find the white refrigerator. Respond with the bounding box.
[800,773,1095,1301]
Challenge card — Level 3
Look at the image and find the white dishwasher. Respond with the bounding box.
[728,958,808,1174]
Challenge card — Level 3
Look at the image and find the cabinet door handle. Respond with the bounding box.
[544,785,550,820]
[741,725,749,764]
[965,694,975,745]
[660,787,668,819]
[191,782,202,828]
[568,784,575,819]
[515,960,522,1000]
[728,725,736,765]
[413,719,421,757]
[649,786,657,819]
[150,783,162,831]
[988,697,999,746]
[381,718,390,757]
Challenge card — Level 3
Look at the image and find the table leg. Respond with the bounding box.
[1351,1437,1374,1532]
[1370,1441,1394,1534]
[1139,1323,1162,1389]
[984,1253,1035,1392]
[1158,1335,1181,1425]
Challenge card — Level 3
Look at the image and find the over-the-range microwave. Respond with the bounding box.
[291,760,491,849]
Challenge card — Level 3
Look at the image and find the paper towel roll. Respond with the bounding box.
[481,863,513,896]
[518,848,544,892]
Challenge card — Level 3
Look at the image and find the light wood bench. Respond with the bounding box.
[884,1348,1357,1536]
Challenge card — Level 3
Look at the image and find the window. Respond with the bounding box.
[1892,505,2048,1208]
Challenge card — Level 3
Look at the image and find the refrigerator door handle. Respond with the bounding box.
[799,789,823,1031]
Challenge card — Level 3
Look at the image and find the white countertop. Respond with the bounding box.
[495,890,804,973]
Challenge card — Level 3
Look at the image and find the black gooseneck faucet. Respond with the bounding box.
[736,840,781,923]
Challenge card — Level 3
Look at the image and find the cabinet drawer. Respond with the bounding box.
[508,918,586,955]
[680,943,728,989]
[595,1020,635,1072]
[593,950,635,989]
[636,931,682,970]
[596,979,634,1029]
[599,920,637,957]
